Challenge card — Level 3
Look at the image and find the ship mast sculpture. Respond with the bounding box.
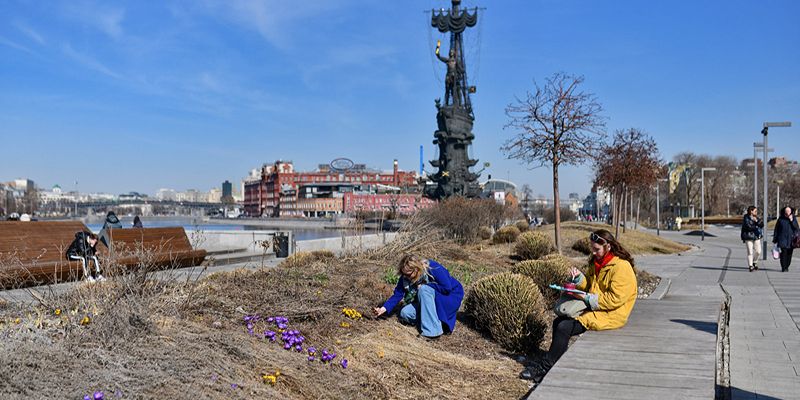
[425,0,481,200]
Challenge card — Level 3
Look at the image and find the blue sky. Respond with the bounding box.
[1,0,798,197]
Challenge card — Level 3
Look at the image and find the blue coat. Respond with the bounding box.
[382,260,464,332]
[773,214,799,249]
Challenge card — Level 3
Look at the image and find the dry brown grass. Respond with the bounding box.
[0,231,530,399]
[537,221,691,257]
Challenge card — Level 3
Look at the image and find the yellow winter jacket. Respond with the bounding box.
[575,256,637,331]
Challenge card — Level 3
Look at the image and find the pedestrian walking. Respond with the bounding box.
[773,206,799,272]
[740,206,764,272]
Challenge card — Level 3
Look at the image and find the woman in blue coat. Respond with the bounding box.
[372,254,464,338]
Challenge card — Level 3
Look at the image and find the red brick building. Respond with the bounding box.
[243,160,420,217]
[343,193,435,215]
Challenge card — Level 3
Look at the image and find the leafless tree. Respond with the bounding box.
[595,128,662,237]
[502,72,606,252]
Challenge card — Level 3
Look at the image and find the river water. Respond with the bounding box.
[86,219,344,241]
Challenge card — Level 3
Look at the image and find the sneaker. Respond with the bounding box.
[748,265,754,272]
[753,264,759,271]
[86,276,96,283]
[96,274,106,282]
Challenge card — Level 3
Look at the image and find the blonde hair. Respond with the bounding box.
[397,254,429,282]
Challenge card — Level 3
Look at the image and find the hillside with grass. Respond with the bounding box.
[0,200,690,399]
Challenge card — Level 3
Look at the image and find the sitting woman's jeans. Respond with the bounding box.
[543,316,587,368]
[398,285,444,337]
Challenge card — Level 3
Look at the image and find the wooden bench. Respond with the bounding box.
[0,223,206,288]
[104,227,207,270]
[0,221,98,288]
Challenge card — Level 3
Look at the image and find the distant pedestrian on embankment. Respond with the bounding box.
[773,206,799,272]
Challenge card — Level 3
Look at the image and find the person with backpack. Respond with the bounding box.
[773,206,799,272]
[66,231,104,282]
[741,206,764,272]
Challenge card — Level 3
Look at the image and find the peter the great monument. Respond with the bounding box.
[425,0,482,200]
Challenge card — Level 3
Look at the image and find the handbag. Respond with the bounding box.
[792,232,800,249]
[554,294,587,318]
[772,245,781,260]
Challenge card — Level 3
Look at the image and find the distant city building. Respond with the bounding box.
[118,192,148,201]
[481,179,517,205]
[208,188,222,203]
[222,181,233,198]
[156,188,178,201]
[243,160,418,217]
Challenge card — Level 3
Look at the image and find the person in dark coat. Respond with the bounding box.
[98,211,123,247]
[372,254,464,338]
[132,215,143,228]
[66,231,104,282]
[740,206,764,272]
[773,206,799,272]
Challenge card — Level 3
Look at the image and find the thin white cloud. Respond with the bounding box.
[13,21,46,45]
[62,43,122,79]
[0,36,35,55]
[199,0,355,49]
[61,2,126,39]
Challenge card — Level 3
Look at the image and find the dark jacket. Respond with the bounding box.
[99,212,123,247]
[382,260,464,332]
[772,214,799,249]
[132,216,143,228]
[740,214,763,241]
[66,231,97,258]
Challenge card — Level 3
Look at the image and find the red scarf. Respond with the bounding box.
[594,251,614,276]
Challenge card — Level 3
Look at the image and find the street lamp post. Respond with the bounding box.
[701,167,716,241]
[777,184,780,218]
[761,121,792,260]
[656,178,668,236]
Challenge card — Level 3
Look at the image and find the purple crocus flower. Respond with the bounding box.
[93,391,105,400]
[330,353,337,360]
[295,345,302,352]
[231,383,238,390]
[283,343,292,350]
[267,317,274,323]
[84,396,91,400]
[341,359,348,369]
[308,355,315,362]
[307,346,316,354]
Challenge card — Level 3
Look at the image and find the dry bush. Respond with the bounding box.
[514,220,529,232]
[492,226,520,244]
[571,237,592,255]
[462,272,548,353]
[278,250,336,268]
[543,207,576,224]
[512,255,573,307]
[477,226,493,241]
[420,197,505,244]
[514,231,554,260]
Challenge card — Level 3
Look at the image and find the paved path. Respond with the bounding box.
[530,225,800,400]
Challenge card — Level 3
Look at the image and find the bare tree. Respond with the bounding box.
[595,128,662,238]
[502,72,606,252]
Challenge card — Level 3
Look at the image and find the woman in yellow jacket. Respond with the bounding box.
[520,229,637,382]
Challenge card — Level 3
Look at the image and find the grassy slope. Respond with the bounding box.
[0,226,688,399]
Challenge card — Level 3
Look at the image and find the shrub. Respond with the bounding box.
[514,220,530,232]
[478,226,493,240]
[279,250,335,268]
[463,272,548,352]
[542,207,576,224]
[514,231,554,260]
[420,197,506,244]
[571,237,592,255]
[512,255,573,306]
[492,226,521,244]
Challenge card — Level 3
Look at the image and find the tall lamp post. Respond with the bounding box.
[776,180,784,219]
[701,167,716,241]
[656,178,668,236]
[761,121,792,260]
[752,142,773,207]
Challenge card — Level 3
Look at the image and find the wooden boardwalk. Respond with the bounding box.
[529,296,722,400]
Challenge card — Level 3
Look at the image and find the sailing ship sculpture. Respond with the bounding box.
[425,0,482,200]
